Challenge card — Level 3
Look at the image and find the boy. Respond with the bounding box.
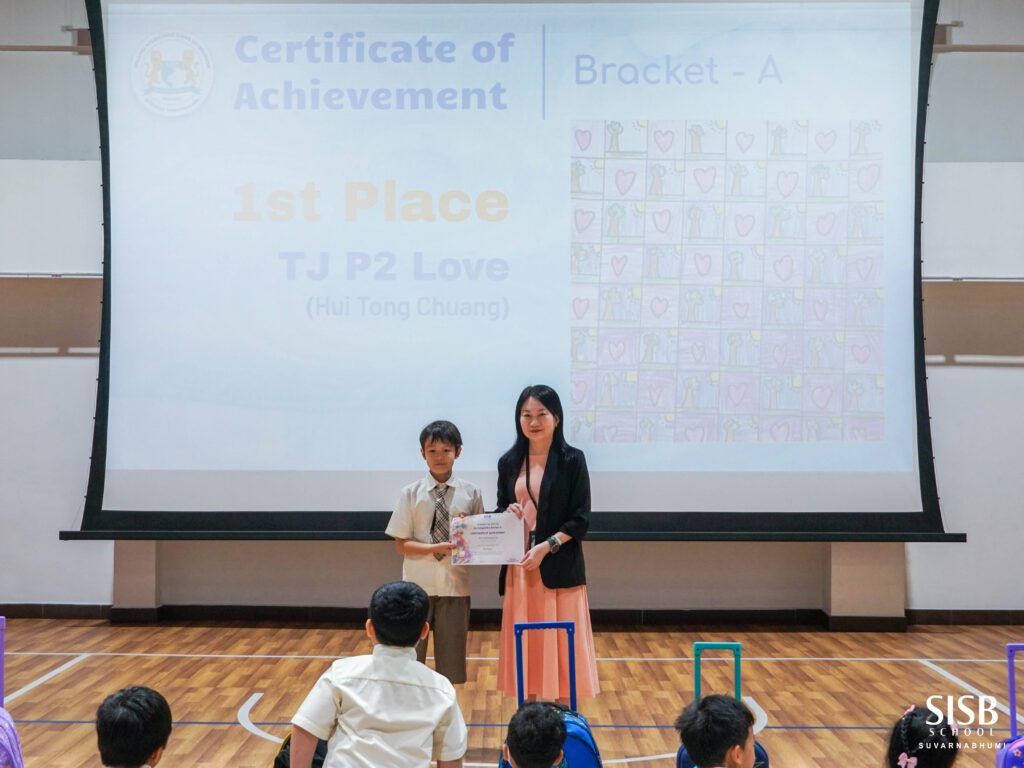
[290,581,468,768]
[674,695,756,768]
[503,703,568,768]
[96,686,173,768]
[385,420,484,684]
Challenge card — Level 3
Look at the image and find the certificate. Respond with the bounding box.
[450,512,525,565]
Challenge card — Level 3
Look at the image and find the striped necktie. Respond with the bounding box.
[430,484,449,561]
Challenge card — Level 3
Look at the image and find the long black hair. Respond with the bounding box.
[501,385,572,471]
[885,706,958,768]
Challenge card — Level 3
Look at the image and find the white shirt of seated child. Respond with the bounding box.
[292,644,468,768]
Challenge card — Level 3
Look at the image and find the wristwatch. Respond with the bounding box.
[546,535,561,553]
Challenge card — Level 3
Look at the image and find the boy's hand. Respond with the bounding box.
[434,542,457,556]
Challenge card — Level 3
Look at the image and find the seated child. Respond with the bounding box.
[674,694,756,768]
[290,580,468,768]
[95,686,173,768]
[885,706,958,768]
[503,703,567,768]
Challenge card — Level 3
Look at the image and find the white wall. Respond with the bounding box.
[155,540,826,610]
[906,366,1024,610]
[0,357,112,605]
[1,0,1022,614]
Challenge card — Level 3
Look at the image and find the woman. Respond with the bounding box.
[496,384,599,704]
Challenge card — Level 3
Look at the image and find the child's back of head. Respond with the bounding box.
[674,694,755,768]
[505,703,566,768]
[369,580,430,647]
[96,686,172,768]
[886,706,958,768]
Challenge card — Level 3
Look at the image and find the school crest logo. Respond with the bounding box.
[132,32,212,116]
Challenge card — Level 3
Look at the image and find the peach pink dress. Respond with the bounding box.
[497,455,600,701]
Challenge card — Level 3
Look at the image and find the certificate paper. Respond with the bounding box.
[450,512,525,566]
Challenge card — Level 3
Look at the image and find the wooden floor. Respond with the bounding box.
[2,620,1022,767]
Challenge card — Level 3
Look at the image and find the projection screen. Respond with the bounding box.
[75,0,951,537]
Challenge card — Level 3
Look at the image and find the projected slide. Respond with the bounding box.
[568,118,887,446]
[101,1,925,514]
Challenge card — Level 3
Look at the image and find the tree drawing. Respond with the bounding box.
[770,124,789,156]
[765,377,783,410]
[646,247,662,278]
[846,379,865,412]
[688,123,705,154]
[571,160,586,194]
[727,333,743,366]
[809,336,825,368]
[809,164,830,197]
[770,206,791,239]
[727,251,745,281]
[684,288,704,322]
[853,121,872,155]
[687,205,704,239]
[766,291,785,324]
[680,376,700,409]
[729,163,749,196]
[648,163,667,196]
[807,249,824,284]
[600,372,617,406]
[641,332,660,363]
[606,203,625,237]
[601,287,620,321]
[607,121,624,152]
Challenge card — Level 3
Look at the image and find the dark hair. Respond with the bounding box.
[368,580,430,647]
[885,706,958,768]
[96,686,172,768]
[501,385,571,471]
[674,695,754,768]
[506,703,567,768]
[419,420,463,450]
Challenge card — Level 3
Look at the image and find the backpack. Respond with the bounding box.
[0,708,25,768]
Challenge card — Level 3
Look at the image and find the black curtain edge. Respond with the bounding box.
[82,0,111,531]
[913,0,945,532]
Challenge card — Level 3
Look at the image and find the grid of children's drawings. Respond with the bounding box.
[569,119,885,444]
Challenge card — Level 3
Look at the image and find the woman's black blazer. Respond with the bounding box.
[496,445,591,595]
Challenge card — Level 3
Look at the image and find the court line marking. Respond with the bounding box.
[5,651,1008,663]
[238,692,284,745]
[744,696,768,734]
[919,659,1024,725]
[3,654,91,703]
[232,689,767,766]
[6,719,993,732]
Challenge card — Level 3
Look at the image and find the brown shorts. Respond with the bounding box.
[415,595,470,684]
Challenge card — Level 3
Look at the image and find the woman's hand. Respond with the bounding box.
[506,503,525,519]
[519,543,548,571]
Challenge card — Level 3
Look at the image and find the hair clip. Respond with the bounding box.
[897,752,918,768]
[903,706,916,717]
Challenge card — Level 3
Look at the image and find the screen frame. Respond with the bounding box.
[70,0,961,542]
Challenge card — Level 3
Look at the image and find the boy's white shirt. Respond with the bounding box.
[292,644,468,767]
[385,474,484,596]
